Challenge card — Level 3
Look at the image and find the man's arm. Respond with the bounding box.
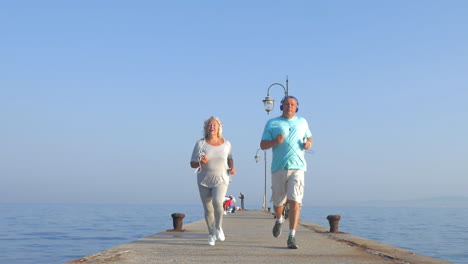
[260,133,284,150]
[303,137,313,150]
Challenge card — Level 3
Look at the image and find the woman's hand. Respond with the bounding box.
[200,155,208,165]
[190,155,209,169]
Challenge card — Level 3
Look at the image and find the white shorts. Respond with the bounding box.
[270,169,304,207]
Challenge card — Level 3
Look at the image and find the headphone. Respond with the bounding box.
[280,96,299,112]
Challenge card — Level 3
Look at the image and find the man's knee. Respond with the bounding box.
[287,200,300,209]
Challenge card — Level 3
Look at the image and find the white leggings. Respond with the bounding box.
[198,183,228,235]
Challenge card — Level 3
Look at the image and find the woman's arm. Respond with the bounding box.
[190,161,199,168]
[228,158,236,174]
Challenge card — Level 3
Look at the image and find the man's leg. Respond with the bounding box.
[286,170,304,249]
[274,204,284,220]
[272,204,284,238]
[287,200,300,230]
[271,170,287,238]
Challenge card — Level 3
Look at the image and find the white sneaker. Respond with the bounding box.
[208,235,216,246]
[223,211,227,215]
[216,228,225,241]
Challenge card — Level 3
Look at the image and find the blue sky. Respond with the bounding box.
[1,1,467,207]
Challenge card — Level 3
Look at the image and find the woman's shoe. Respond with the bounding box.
[208,235,216,246]
[216,228,225,241]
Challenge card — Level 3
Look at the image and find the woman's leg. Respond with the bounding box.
[198,185,215,235]
[212,183,228,230]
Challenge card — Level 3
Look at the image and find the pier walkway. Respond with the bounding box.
[67,210,450,264]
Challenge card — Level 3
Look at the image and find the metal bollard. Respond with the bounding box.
[327,215,341,233]
[170,213,186,231]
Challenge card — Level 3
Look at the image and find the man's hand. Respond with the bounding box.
[275,133,284,145]
[260,133,285,150]
[303,138,313,150]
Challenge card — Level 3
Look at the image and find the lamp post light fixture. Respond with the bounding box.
[262,78,289,114]
[255,148,267,211]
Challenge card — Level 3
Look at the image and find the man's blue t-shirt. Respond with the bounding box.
[261,116,312,173]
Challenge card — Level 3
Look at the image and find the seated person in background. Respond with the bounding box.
[229,195,237,213]
[223,197,231,215]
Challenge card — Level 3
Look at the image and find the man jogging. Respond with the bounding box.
[260,96,313,249]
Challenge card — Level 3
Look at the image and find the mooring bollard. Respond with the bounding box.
[170,213,186,231]
[327,215,341,233]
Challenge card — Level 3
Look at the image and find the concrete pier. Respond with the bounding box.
[67,210,450,264]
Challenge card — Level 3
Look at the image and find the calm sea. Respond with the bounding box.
[0,203,466,264]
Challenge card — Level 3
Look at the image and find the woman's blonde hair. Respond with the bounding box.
[203,116,223,139]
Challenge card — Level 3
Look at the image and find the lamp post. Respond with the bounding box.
[258,77,290,210]
[262,77,289,114]
[255,148,267,211]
